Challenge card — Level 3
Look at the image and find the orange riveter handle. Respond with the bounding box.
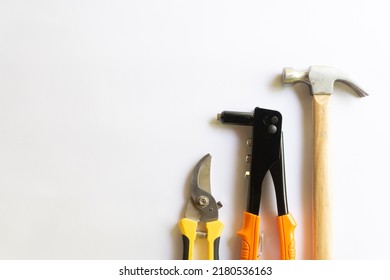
[237,211,260,260]
[277,213,297,260]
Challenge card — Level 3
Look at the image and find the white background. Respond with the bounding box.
[0,0,387,260]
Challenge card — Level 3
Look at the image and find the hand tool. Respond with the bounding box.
[217,107,296,260]
[178,154,224,260]
[281,66,368,259]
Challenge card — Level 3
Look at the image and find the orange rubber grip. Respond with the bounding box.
[237,211,260,260]
[277,213,297,260]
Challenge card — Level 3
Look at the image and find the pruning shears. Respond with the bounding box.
[218,107,296,260]
[178,154,224,260]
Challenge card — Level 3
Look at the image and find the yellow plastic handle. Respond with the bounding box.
[178,218,197,260]
[179,218,224,260]
[277,213,297,260]
[237,211,260,260]
[206,220,224,260]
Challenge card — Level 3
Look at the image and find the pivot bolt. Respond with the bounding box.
[197,196,209,208]
[268,125,277,134]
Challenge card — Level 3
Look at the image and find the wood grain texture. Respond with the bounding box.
[312,94,332,260]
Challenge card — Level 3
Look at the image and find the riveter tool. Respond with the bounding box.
[217,107,296,260]
[179,154,224,260]
[282,66,368,259]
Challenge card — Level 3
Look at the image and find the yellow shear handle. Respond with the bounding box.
[277,213,297,260]
[179,218,224,260]
[206,220,224,260]
[237,211,260,260]
[179,218,197,260]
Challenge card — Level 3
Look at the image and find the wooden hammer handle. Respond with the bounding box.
[313,94,332,260]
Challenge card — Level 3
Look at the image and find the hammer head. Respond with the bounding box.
[282,66,368,97]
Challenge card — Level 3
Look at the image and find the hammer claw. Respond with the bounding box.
[282,66,369,97]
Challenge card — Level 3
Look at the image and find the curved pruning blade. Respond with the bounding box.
[188,154,219,222]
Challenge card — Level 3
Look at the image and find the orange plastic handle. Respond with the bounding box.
[237,211,260,260]
[277,213,297,260]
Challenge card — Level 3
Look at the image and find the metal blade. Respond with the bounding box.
[192,154,211,194]
[184,154,220,222]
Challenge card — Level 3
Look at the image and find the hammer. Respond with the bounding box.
[281,66,368,259]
